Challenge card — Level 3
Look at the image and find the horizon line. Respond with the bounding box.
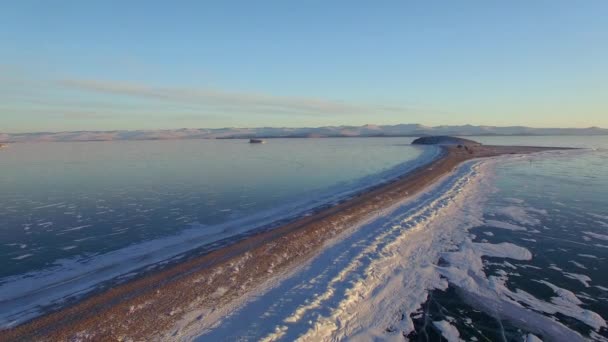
[2,123,607,135]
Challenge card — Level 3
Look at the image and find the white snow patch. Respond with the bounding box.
[61,225,93,232]
[583,231,608,241]
[518,264,542,270]
[549,265,563,272]
[473,242,532,260]
[568,260,587,269]
[433,320,463,342]
[485,219,527,231]
[577,254,598,259]
[563,272,592,287]
[12,254,33,260]
[589,213,608,221]
[534,280,582,305]
[594,220,608,228]
[438,239,605,333]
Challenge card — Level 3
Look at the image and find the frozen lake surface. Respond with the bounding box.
[0,137,436,327]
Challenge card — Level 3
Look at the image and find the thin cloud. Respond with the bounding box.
[58,78,410,116]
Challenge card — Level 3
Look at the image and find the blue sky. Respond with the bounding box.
[1,1,607,132]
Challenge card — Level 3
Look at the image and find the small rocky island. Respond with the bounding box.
[411,136,481,146]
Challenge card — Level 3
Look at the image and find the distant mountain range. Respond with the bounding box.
[1,124,606,143]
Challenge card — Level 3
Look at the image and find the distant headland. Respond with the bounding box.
[1,124,606,143]
[411,136,482,146]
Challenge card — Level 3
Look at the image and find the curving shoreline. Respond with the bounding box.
[1,144,569,341]
[0,144,443,330]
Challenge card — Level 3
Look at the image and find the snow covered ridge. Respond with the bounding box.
[184,156,486,339]
[186,149,604,341]
[175,155,489,341]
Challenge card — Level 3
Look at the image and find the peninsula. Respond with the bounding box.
[2,138,571,341]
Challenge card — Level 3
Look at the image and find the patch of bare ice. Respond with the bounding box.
[534,280,582,305]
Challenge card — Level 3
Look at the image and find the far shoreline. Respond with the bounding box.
[1,133,607,144]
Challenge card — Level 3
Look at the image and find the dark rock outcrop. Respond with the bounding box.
[411,136,481,146]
